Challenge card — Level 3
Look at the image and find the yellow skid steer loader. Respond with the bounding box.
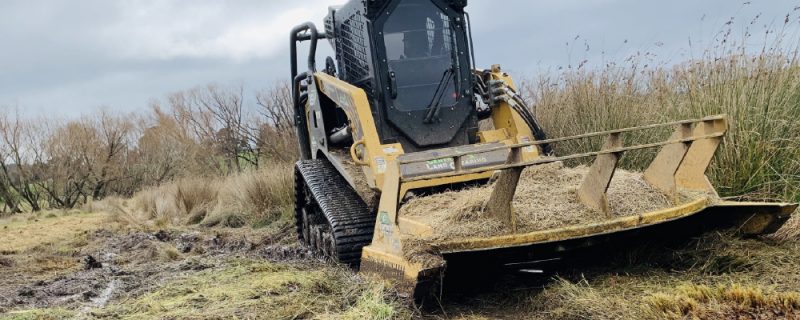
[289,0,797,301]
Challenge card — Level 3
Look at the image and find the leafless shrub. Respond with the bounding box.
[0,82,298,214]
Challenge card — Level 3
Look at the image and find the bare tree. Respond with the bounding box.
[254,82,297,162]
[128,104,203,188]
[0,173,21,213]
[0,109,45,211]
[39,120,90,208]
[169,84,260,173]
[89,110,134,199]
[0,81,304,213]
[36,111,134,207]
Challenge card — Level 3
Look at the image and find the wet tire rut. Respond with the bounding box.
[0,227,317,314]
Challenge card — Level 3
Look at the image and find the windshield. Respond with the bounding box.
[383,0,459,112]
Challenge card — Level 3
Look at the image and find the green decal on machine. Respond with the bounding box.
[379,211,394,237]
[379,211,391,225]
[425,158,455,171]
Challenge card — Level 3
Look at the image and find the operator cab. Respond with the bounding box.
[383,0,459,116]
[325,0,476,152]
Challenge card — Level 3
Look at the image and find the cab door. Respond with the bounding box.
[375,0,474,148]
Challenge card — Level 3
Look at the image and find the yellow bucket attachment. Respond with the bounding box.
[358,115,798,301]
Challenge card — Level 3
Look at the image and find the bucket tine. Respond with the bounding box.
[484,148,522,231]
[675,117,728,194]
[644,123,693,199]
[578,133,624,217]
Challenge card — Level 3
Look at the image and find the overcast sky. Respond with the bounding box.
[1,0,798,118]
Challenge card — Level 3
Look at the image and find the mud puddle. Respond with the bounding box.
[0,226,314,314]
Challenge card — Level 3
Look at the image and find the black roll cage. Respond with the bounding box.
[288,1,478,158]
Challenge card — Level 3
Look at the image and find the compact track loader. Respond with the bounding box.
[290,0,797,300]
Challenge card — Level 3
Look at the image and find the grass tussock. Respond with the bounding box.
[644,283,800,319]
[203,161,294,228]
[96,161,294,229]
[774,214,800,241]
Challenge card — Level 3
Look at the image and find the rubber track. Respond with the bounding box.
[295,159,375,267]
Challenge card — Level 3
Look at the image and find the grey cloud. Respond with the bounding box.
[0,0,797,117]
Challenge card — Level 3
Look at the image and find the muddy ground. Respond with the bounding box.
[2,229,300,311]
[0,212,369,319]
[2,211,800,319]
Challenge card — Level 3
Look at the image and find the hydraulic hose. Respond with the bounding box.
[475,75,553,155]
[499,85,553,155]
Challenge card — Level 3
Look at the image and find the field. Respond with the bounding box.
[0,211,409,319]
[3,10,800,320]
[1,206,798,319]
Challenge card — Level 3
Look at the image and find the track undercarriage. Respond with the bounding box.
[294,159,374,267]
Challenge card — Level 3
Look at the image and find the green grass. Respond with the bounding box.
[93,259,408,319]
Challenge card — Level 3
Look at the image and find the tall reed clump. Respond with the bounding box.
[670,54,800,201]
[528,25,800,202]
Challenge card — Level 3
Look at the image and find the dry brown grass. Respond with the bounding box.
[97,161,294,229]
[526,277,800,320]
[202,161,294,228]
[0,211,107,253]
[401,162,698,241]
[524,28,800,248]
[439,231,800,320]
[174,177,220,224]
[0,211,108,297]
[774,214,800,242]
[644,283,800,319]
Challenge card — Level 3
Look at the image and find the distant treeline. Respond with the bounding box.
[0,83,297,213]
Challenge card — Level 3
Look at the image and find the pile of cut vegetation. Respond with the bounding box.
[400,162,705,242]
